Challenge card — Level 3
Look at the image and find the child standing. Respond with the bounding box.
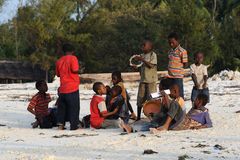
[56,43,80,130]
[90,82,120,129]
[27,80,57,128]
[111,71,137,120]
[190,52,209,103]
[133,40,158,120]
[167,32,188,99]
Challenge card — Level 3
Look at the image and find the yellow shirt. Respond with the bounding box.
[176,97,185,110]
[116,82,127,100]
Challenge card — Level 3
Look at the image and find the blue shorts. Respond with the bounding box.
[191,87,210,103]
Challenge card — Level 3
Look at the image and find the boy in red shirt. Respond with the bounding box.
[27,80,57,128]
[56,43,80,130]
[90,82,120,129]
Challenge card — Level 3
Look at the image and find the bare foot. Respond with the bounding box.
[121,123,133,134]
[150,126,167,134]
[130,112,137,120]
[149,128,159,134]
[58,125,65,130]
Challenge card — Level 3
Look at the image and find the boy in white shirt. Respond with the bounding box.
[190,52,209,103]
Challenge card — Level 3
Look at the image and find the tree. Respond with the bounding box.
[0,0,239,74]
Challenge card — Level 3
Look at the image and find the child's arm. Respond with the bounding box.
[27,103,36,115]
[27,96,37,115]
[203,65,208,88]
[191,74,200,89]
[134,55,156,69]
[204,111,212,127]
[141,59,155,68]
[161,91,170,108]
[181,51,188,68]
[203,75,208,88]
[156,115,173,131]
[71,56,80,74]
[100,107,119,118]
[27,107,36,115]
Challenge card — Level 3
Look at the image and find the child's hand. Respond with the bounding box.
[203,83,207,89]
[131,65,138,71]
[113,107,119,113]
[110,97,117,105]
[149,128,163,134]
[195,83,200,89]
[161,92,169,106]
[157,126,168,131]
[134,55,144,61]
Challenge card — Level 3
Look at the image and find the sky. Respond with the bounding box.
[0,0,96,24]
[0,0,26,24]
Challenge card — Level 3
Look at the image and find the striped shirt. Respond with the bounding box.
[28,93,51,117]
[168,45,188,78]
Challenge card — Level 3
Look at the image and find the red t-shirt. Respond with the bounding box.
[56,55,80,94]
[90,95,107,129]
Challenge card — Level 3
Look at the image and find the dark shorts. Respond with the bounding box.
[37,108,57,129]
[191,87,210,102]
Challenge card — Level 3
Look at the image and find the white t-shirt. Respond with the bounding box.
[190,64,208,89]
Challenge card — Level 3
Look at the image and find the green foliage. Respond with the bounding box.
[0,0,239,73]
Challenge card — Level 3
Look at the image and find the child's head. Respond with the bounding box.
[110,85,122,98]
[194,94,208,109]
[36,80,48,93]
[93,82,106,95]
[63,43,75,54]
[194,52,204,65]
[112,71,123,85]
[169,84,180,99]
[141,40,153,53]
[168,32,179,49]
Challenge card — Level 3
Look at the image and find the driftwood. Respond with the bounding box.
[80,69,191,83]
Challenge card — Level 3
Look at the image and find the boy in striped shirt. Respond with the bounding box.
[27,80,57,128]
[167,32,188,98]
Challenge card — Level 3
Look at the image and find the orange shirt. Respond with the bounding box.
[168,45,188,78]
[56,55,80,94]
[116,82,127,100]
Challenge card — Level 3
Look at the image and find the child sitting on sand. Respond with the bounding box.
[173,94,212,130]
[27,80,57,128]
[111,71,137,120]
[90,82,120,129]
[107,85,129,124]
[120,84,186,133]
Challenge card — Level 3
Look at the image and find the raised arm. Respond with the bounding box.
[134,53,157,69]
[71,56,80,74]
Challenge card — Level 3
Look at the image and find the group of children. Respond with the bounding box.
[27,32,212,134]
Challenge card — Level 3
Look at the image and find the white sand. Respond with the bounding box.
[0,72,240,160]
